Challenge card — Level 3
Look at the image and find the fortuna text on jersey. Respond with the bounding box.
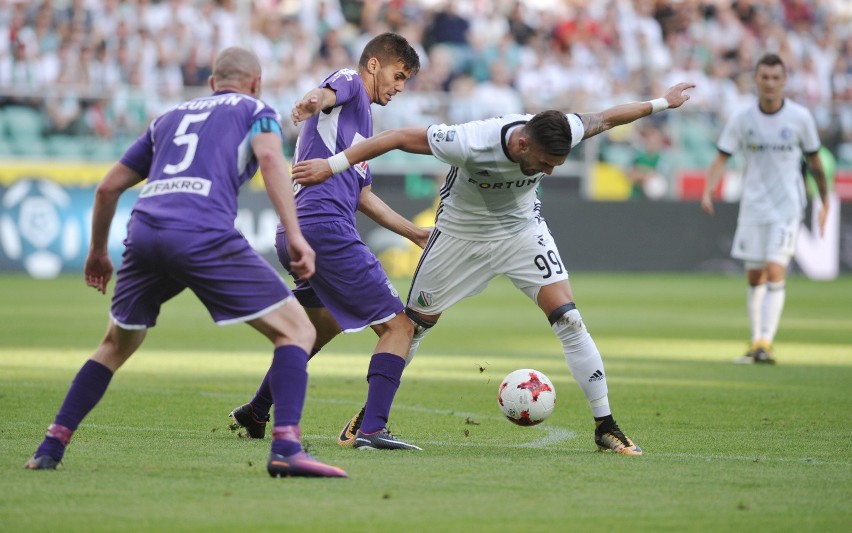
[466,174,544,190]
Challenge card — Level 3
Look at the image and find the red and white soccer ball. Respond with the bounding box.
[497,369,556,426]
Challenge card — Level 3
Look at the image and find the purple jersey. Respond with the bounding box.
[121,90,281,231]
[292,68,374,225]
[110,90,291,328]
[278,68,402,330]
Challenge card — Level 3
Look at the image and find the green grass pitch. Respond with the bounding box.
[1,273,850,532]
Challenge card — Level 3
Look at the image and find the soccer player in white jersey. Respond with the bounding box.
[702,53,828,364]
[292,82,695,455]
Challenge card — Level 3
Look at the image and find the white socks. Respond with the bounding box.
[551,308,610,418]
[747,284,767,343]
[762,281,786,344]
[747,281,786,345]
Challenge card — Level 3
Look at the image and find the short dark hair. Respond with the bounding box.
[359,32,421,75]
[523,110,573,156]
[755,53,785,73]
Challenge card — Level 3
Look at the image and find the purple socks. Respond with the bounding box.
[249,348,319,418]
[360,353,405,435]
[36,359,113,460]
[268,345,309,457]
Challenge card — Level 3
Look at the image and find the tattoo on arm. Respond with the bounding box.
[579,112,606,139]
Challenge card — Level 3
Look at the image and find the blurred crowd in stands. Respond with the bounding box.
[1,0,851,172]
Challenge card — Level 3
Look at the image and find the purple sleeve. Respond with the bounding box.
[119,125,154,176]
[322,68,360,106]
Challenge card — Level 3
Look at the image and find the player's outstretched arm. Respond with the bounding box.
[578,82,695,139]
[290,87,338,126]
[253,131,315,279]
[86,162,144,294]
[292,127,432,186]
[359,187,432,248]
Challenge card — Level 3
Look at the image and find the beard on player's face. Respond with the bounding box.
[517,144,563,176]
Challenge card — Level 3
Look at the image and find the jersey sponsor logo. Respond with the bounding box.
[746,143,795,153]
[354,160,369,180]
[352,133,370,181]
[466,175,542,190]
[745,126,796,153]
[139,177,212,198]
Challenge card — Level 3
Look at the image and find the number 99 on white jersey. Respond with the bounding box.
[407,218,568,314]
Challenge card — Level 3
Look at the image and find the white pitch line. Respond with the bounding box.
[414,426,577,449]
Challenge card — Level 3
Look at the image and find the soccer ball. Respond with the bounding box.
[497,369,556,426]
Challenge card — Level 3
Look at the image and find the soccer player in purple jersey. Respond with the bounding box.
[293,82,695,455]
[228,33,429,451]
[24,47,346,478]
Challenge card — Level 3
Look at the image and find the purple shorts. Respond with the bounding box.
[111,217,292,328]
[276,220,403,332]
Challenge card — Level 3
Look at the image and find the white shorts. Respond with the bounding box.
[731,218,800,268]
[407,219,568,314]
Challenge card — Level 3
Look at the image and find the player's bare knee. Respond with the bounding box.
[276,320,316,351]
[391,312,415,340]
[373,313,415,342]
[746,267,766,286]
[765,262,787,282]
[295,324,317,350]
[94,325,144,370]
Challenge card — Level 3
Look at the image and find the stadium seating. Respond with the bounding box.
[2,106,49,157]
[46,134,88,159]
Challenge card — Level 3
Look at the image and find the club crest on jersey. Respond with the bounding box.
[417,291,433,307]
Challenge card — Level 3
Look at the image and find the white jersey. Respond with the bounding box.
[717,99,820,223]
[426,113,585,240]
